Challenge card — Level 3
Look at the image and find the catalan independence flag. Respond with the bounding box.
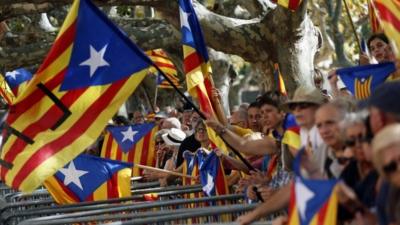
[0,68,32,105]
[288,149,339,225]
[372,0,400,58]
[146,49,182,89]
[198,149,229,197]
[369,0,382,33]
[44,154,132,204]
[182,150,203,211]
[100,123,158,176]
[179,0,228,154]
[336,62,395,100]
[274,63,287,96]
[271,0,303,11]
[0,0,156,192]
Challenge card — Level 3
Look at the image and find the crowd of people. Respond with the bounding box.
[83,32,400,225]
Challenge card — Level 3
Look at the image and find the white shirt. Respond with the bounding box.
[300,126,328,174]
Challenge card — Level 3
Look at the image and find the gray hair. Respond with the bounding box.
[163,117,181,129]
[339,110,368,132]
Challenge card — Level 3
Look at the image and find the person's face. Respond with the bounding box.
[290,103,318,129]
[155,136,165,151]
[260,104,284,130]
[370,38,389,63]
[133,111,144,124]
[183,111,192,124]
[191,112,200,127]
[381,145,400,188]
[230,112,248,128]
[194,124,208,143]
[247,107,261,132]
[369,107,385,135]
[316,106,343,149]
[345,123,367,162]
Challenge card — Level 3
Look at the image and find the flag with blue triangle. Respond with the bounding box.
[288,148,339,225]
[336,62,395,100]
[44,154,132,204]
[107,123,156,153]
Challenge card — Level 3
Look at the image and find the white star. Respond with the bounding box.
[121,126,138,142]
[295,178,315,220]
[80,45,110,77]
[59,161,88,190]
[202,172,214,196]
[189,157,194,170]
[179,6,191,30]
[5,71,19,80]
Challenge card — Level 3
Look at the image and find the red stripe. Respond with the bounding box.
[215,162,228,195]
[7,68,67,124]
[154,62,176,70]
[317,201,329,225]
[2,83,86,179]
[85,194,94,202]
[11,78,128,189]
[196,86,214,117]
[148,50,169,58]
[288,0,301,10]
[106,172,120,199]
[288,182,296,221]
[54,176,80,202]
[37,21,77,73]
[375,1,400,30]
[116,145,123,161]
[105,133,113,159]
[184,51,203,74]
[139,133,151,175]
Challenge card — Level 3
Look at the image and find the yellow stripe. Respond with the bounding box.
[375,0,400,58]
[57,0,79,40]
[145,127,158,166]
[277,0,290,8]
[288,207,300,225]
[13,70,147,192]
[323,188,338,225]
[132,138,144,177]
[100,132,111,158]
[282,130,301,149]
[117,168,132,197]
[44,176,76,204]
[93,180,108,200]
[16,44,74,104]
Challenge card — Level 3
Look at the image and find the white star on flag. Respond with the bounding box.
[179,7,191,30]
[80,45,110,77]
[121,126,138,142]
[202,172,214,196]
[59,161,88,190]
[5,71,19,80]
[295,178,315,220]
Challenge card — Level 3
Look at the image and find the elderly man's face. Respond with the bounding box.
[381,145,400,188]
[247,107,261,132]
[316,105,343,149]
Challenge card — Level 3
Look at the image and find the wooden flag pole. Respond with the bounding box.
[206,72,228,125]
[154,85,159,110]
[343,0,362,53]
[136,164,197,179]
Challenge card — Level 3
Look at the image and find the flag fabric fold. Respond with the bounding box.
[44,154,132,204]
[369,0,382,33]
[336,62,395,100]
[274,63,287,96]
[288,149,339,225]
[179,0,228,154]
[100,123,158,176]
[372,0,400,58]
[0,68,33,105]
[0,0,154,192]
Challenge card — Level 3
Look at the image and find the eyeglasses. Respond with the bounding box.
[196,127,206,133]
[155,140,165,145]
[345,134,370,147]
[289,103,316,111]
[382,157,400,176]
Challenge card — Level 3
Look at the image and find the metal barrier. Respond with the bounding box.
[17,194,244,225]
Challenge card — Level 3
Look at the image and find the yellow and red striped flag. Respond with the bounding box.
[146,49,182,89]
[274,63,287,96]
[271,0,303,11]
[100,123,158,176]
[0,0,155,192]
[369,0,382,33]
[372,0,400,58]
[179,0,228,154]
[44,154,131,204]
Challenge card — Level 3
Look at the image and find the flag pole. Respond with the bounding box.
[154,85,159,110]
[153,66,255,171]
[343,0,362,53]
[136,164,196,179]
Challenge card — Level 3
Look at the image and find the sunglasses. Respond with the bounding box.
[289,103,316,111]
[345,134,370,147]
[337,157,353,165]
[382,157,400,176]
